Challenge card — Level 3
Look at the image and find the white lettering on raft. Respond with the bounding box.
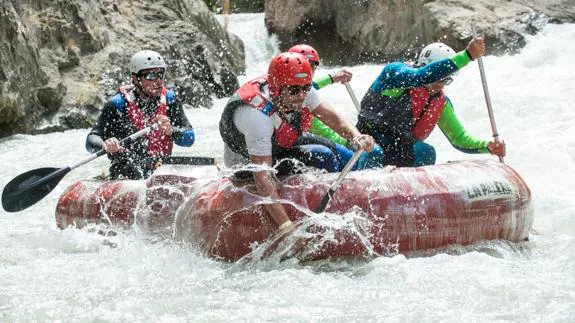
[465,181,515,201]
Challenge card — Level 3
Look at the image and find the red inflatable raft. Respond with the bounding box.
[55,159,533,262]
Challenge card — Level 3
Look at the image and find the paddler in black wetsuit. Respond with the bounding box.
[86,50,195,179]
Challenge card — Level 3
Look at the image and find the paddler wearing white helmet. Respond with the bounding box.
[356,37,505,167]
[85,49,196,180]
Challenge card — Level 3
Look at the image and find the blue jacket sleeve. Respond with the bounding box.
[369,50,471,94]
[174,129,195,147]
[167,90,195,147]
[370,60,456,93]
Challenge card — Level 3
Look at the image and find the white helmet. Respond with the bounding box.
[415,43,456,67]
[130,50,166,74]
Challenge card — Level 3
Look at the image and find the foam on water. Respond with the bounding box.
[1,15,574,322]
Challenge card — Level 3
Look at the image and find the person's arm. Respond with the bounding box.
[167,91,195,147]
[312,74,333,89]
[87,95,150,159]
[437,98,489,154]
[234,106,293,230]
[308,117,348,146]
[329,69,352,84]
[371,52,475,96]
[313,69,353,89]
[313,102,374,152]
[375,57,459,92]
[304,88,351,146]
[305,88,358,146]
[313,103,360,141]
[371,37,484,94]
[86,101,116,153]
[250,154,292,229]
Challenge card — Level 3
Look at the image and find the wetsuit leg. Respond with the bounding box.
[275,144,340,175]
[360,144,386,169]
[362,137,434,168]
[413,141,436,166]
[292,132,354,170]
[326,143,387,171]
[333,143,386,170]
[368,131,415,167]
[334,143,353,168]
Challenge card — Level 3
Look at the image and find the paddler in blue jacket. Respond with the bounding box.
[86,50,195,179]
[357,37,506,167]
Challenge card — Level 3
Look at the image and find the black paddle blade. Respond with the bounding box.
[2,167,70,213]
[314,189,335,214]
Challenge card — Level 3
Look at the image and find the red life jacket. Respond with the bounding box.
[237,76,314,148]
[409,87,446,140]
[118,85,173,157]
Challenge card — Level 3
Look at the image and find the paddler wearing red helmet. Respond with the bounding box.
[219,52,375,232]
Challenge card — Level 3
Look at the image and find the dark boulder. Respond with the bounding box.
[264,0,575,65]
[0,0,245,137]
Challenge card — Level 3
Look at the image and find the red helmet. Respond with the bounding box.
[288,44,320,64]
[267,52,312,97]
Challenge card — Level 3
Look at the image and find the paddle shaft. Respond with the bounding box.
[313,83,365,212]
[471,24,504,163]
[344,83,361,113]
[315,149,363,213]
[2,124,158,211]
[69,124,158,170]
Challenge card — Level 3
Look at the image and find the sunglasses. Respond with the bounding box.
[440,77,453,86]
[286,84,312,95]
[139,71,165,81]
[310,61,320,68]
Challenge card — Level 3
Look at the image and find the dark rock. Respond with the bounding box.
[58,45,81,71]
[0,95,28,137]
[37,82,66,116]
[60,108,93,129]
[30,125,68,135]
[264,0,575,65]
[0,0,246,137]
[172,77,213,109]
[219,65,239,96]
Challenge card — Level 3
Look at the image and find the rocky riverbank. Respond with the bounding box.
[0,0,244,137]
[264,0,575,65]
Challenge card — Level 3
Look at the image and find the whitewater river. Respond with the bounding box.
[1,13,574,322]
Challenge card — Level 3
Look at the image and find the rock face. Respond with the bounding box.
[265,0,575,65]
[204,0,264,13]
[0,0,245,137]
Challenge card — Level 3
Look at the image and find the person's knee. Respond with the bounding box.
[361,144,386,169]
[306,145,339,172]
[334,143,353,165]
[414,142,436,166]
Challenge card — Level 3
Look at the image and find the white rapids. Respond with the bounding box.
[0,13,574,322]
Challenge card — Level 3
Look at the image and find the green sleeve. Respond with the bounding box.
[437,98,489,153]
[312,74,333,89]
[450,50,472,70]
[308,117,348,146]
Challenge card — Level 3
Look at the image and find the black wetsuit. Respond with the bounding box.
[86,89,195,179]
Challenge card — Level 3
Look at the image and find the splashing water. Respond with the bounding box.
[0,14,574,322]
